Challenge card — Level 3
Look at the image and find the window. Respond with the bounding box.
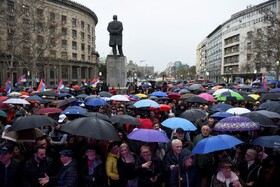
[81,67,86,78]
[72,41,77,50]
[50,12,55,22]
[61,65,68,78]
[88,56,90,61]
[50,26,55,35]
[81,21,84,29]
[88,24,90,32]
[81,54,85,61]
[88,45,91,54]
[62,28,67,36]
[72,53,77,60]
[7,16,15,26]
[7,1,14,12]
[7,29,14,40]
[37,8,44,17]
[61,40,67,49]
[61,52,67,59]
[72,66,78,78]
[61,15,67,24]
[81,32,85,40]
[50,38,56,47]
[50,50,56,58]
[37,22,44,32]
[22,5,29,14]
[72,30,77,39]
[88,35,90,43]
[72,18,76,27]
[81,43,85,51]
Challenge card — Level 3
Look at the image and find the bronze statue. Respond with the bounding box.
[107,15,124,56]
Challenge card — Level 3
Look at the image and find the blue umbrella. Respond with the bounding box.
[127,129,169,142]
[161,117,197,131]
[209,103,233,112]
[133,99,160,108]
[59,92,73,98]
[252,135,280,149]
[76,94,88,99]
[270,88,280,93]
[61,106,87,115]
[26,95,43,102]
[85,98,107,107]
[150,91,167,97]
[192,134,244,154]
[211,112,233,119]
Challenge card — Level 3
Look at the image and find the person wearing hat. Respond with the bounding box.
[109,106,117,117]
[0,142,22,187]
[48,114,68,146]
[79,145,107,187]
[38,149,78,187]
[170,148,201,187]
[211,159,244,187]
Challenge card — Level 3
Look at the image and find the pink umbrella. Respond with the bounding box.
[198,93,216,102]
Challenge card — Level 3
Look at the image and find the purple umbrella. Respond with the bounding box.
[127,129,169,142]
[214,116,260,131]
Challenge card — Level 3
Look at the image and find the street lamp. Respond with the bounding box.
[275,60,280,88]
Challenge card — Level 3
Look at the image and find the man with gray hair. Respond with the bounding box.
[107,15,124,56]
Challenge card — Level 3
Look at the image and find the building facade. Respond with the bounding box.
[0,0,99,88]
[197,0,278,83]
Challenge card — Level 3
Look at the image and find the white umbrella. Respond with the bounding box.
[213,89,233,96]
[7,92,22,97]
[3,98,30,105]
[226,107,251,115]
[109,95,130,102]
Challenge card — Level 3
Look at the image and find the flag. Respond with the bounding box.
[57,80,64,94]
[16,74,26,85]
[90,77,100,86]
[37,78,45,92]
[262,75,267,89]
[5,76,11,94]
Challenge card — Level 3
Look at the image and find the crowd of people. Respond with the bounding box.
[0,82,280,187]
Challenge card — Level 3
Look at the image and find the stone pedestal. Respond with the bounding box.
[106,55,127,92]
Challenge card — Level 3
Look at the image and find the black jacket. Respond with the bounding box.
[0,158,22,187]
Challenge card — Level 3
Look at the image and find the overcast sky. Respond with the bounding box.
[78,0,266,72]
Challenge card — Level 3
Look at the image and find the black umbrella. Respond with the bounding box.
[240,112,277,127]
[258,101,280,110]
[186,96,208,104]
[57,97,78,108]
[259,93,280,102]
[85,112,111,122]
[267,104,280,114]
[110,114,141,126]
[99,91,112,97]
[180,109,207,122]
[60,117,120,141]
[10,115,57,131]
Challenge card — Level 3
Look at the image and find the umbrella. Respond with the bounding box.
[258,101,280,110]
[3,98,30,105]
[99,91,113,98]
[210,112,233,119]
[36,107,63,115]
[0,110,7,117]
[0,96,8,101]
[180,109,207,122]
[59,92,73,98]
[161,117,197,131]
[150,91,168,97]
[57,97,78,108]
[213,89,233,96]
[198,93,216,102]
[110,114,141,125]
[76,94,89,99]
[248,94,260,100]
[168,92,181,100]
[252,135,280,149]
[7,92,22,97]
[214,116,260,131]
[188,84,204,91]
[259,93,280,102]
[192,134,244,154]
[37,91,59,97]
[9,115,57,131]
[61,106,87,115]
[186,96,208,104]
[84,95,98,101]
[26,95,43,102]
[135,93,148,99]
[2,127,45,143]
[0,101,12,110]
[179,93,195,100]
[127,129,169,142]
[85,98,107,107]
[267,104,280,114]
[226,107,251,115]
[215,91,244,101]
[179,89,190,94]
[240,112,277,127]
[60,117,120,141]
[270,88,280,93]
[255,110,280,119]
[85,112,111,122]
[133,99,160,108]
[209,103,233,112]
[241,95,256,102]
[110,95,130,102]
[159,104,171,111]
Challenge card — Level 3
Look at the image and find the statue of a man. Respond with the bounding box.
[107,15,124,56]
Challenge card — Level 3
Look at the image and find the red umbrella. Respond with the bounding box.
[72,85,80,90]
[0,96,8,101]
[159,104,171,111]
[36,107,63,114]
[168,92,181,100]
[138,118,153,129]
[0,101,12,110]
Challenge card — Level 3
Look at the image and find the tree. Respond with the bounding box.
[0,0,62,88]
[188,65,196,80]
[244,8,280,86]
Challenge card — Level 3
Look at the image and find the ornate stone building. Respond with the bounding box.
[0,0,99,88]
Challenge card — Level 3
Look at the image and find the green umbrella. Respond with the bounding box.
[215,91,244,101]
[0,110,7,117]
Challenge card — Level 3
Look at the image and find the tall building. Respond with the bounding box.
[0,0,99,88]
[197,0,278,83]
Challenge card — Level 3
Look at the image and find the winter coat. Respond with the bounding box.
[0,158,22,187]
[105,152,119,181]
